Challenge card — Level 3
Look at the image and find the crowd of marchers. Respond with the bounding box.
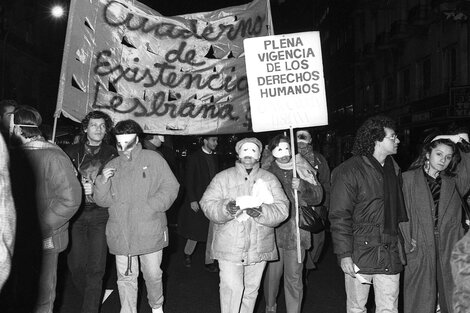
[2,100,470,313]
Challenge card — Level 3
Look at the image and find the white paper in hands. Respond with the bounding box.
[252,179,274,204]
[235,195,262,222]
[354,264,372,285]
[234,179,274,222]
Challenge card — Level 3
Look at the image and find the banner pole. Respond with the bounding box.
[290,126,302,263]
[266,0,275,35]
[51,115,59,144]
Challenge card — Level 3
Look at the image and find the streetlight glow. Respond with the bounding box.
[51,5,65,18]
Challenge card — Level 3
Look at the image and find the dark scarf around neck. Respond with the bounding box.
[367,155,408,237]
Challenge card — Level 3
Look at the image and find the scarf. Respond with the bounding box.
[275,154,318,186]
[367,155,408,236]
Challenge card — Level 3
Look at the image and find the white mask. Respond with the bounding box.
[116,134,138,152]
[238,142,260,160]
[272,142,291,159]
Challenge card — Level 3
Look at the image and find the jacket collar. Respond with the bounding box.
[235,160,260,175]
[118,142,142,161]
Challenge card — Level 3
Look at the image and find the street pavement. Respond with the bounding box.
[56,227,348,313]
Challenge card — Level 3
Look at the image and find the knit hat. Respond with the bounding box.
[235,137,263,159]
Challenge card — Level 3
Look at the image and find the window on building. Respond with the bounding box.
[398,68,411,102]
[443,45,457,86]
[422,58,431,91]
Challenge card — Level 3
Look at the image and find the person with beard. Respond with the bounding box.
[94,120,179,313]
[200,137,288,313]
[64,111,117,313]
[178,136,219,271]
[6,105,81,313]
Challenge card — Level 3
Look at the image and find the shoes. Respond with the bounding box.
[152,307,163,313]
[204,262,219,273]
[266,304,277,313]
[184,254,191,267]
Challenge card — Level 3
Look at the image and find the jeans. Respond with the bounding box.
[68,209,108,313]
[345,273,400,313]
[35,252,59,313]
[264,248,305,313]
[218,260,266,313]
[116,250,163,313]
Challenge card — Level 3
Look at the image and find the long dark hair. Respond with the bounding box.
[408,138,458,177]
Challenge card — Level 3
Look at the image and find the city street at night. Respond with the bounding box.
[56,228,347,313]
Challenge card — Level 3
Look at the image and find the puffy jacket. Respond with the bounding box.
[200,161,289,265]
[11,139,82,253]
[94,143,179,256]
[329,155,404,274]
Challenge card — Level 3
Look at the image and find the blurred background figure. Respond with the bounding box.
[0,100,18,143]
[64,111,117,313]
[0,134,15,291]
[400,132,470,313]
[295,129,331,273]
[178,136,220,272]
[143,134,177,174]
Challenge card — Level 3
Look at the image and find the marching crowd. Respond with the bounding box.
[2,100,470,313]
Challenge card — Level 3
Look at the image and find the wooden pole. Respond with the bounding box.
[289,126,302,263]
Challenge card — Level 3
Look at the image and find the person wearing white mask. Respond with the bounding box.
[263,134,323,313]
[94,120,179,313]
[200,137,289,313]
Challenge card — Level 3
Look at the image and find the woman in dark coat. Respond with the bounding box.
[400,133,470,313]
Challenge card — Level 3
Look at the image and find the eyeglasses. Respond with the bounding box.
[384,134,399,141]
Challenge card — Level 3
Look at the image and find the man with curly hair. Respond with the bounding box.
[329,115,408,312]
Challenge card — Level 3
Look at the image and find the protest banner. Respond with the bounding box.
[243,31,328,132]
[54,0,272,135]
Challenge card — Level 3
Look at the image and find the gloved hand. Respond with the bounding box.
[245,206,262,218]
[226,200,240,216]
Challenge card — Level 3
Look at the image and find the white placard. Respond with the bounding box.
[244,31,328,132]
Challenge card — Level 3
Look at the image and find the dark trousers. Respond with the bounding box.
[68,209,108,313]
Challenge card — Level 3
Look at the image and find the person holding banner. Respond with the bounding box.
[329,116,408,313]
[94,120,179,313]
[200,137,288,313]
[262,134,323,313]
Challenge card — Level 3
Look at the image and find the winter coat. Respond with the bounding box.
[329,155,405,275]
[178,148,219,242]
[64,142,117,219]
[451,229,470,313]
[10,139,82,253]
[200,161,289,265]
[94,143,179,256]
[267,161,323,250]
[0,136,15,290]
[400,151,470,313]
